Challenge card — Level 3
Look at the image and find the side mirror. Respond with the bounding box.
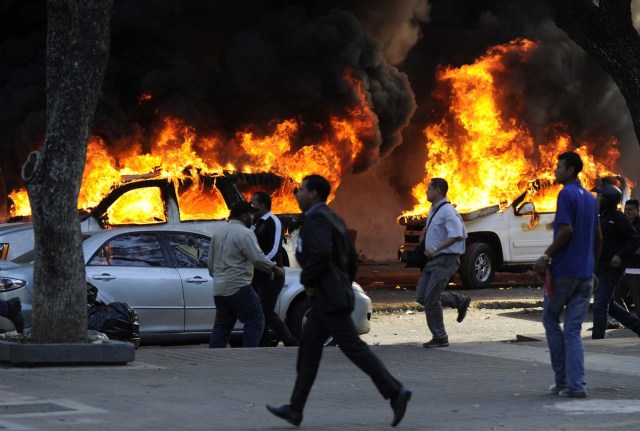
[516,202,535,216]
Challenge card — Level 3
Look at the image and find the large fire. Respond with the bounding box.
[8,72,377,224]
[402,39,629,218]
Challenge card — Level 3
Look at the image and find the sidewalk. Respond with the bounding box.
[0,331,638,430]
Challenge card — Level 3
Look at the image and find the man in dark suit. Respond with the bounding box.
[266,174,411,428]
[250,191,297,346]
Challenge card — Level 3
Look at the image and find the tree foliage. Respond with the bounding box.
[545,0,640,147]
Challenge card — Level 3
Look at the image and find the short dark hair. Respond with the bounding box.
[229,201,259,218]
[626,199,639,210]
[251,191,271,210]
[429,178,448,195]
[302,174,331,202]
[558,151,583,176]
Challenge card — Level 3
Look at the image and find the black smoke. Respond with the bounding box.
[387,0,639,205]
[1,0,638,225]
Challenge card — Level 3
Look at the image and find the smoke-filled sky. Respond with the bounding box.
[1,0,639,259]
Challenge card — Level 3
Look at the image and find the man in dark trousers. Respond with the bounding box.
[207,201,284,348]
[591,184,640,339]
[615,199,640,317]
[266,174,411,428]
[250,191,297,346]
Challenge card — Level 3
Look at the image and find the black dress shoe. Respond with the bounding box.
[266,404,303,427]
[457,297,471,323]
[422,338,449,348]
[390,387,412,427]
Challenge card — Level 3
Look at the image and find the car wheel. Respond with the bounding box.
[287,297,337,346]
[459,242,495,289]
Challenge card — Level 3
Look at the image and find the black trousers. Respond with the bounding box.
[289,307,402,412]
[252,272,296,346]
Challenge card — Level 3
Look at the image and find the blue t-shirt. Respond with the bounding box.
[550,180,599,278]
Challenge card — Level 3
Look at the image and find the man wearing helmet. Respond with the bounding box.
[592,183,640,339]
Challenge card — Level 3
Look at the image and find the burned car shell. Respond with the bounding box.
[0,173,303,267]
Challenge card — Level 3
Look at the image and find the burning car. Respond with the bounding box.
[399,177,630,289]
[0,171,303,265]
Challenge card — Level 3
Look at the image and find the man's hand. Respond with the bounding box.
[532,255,549,275]
[610,255,622,268]
[424,246,437,258]
[273,266,285,278]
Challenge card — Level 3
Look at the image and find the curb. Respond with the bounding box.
[372,298,543,313]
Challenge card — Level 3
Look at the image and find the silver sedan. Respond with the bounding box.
[0,227,372,344]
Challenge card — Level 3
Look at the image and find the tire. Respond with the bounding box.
[286,297,336,346]
[459,242,495,289]
[287,297,310,340]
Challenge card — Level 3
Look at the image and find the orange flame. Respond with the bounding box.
[8,71,376,224]
[402,39,630,218]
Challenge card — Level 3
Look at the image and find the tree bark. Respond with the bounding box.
[23,0,112,343]
[545,0,640,148]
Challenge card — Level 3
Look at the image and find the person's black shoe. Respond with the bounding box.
[390,386,412,427]
[266,404,303,427]
[422,338,449,348]
[457,297,471,323]
[7,298,24,334]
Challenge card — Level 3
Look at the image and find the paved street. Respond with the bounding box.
[0,329,638,430]
[0,263,638,430]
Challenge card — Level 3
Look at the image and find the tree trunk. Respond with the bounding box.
[545,0,640,148]
[0,167,7,223]
[22,0,112,344]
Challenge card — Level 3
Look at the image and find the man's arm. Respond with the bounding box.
[241,231,278,274]
[424,210,464,257]
[594,224,603,265]
[263,216,282,261]
[611,214,640,267]
[424,237,462,257]
[532,224,573,274]
[299,215,332,287]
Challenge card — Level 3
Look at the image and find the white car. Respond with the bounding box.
[0,227,372,344]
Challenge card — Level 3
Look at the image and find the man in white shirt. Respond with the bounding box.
[417,178,467,348]
[207,201,284,348]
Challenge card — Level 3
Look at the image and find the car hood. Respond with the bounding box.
[0,260,24,271]
[0,222,33,234]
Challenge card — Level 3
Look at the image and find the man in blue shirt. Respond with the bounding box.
[417,178,468,348]
[533,151,602,399]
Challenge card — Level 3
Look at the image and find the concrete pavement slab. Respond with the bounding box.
[0,336,638,431]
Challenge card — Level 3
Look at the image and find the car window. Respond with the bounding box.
[175,178,228,221]
[164,232,210,268]
[106,187,166,225]
[88,233,167,267]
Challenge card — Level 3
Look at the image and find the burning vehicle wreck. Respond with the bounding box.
[0,171,303,265]
[399,177,630,289]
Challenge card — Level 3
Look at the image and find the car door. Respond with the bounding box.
[85,232,185,334]
[161,232,215,332]
[507,205,554,262]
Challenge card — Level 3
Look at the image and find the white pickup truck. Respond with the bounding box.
[0,172,303,266]
[399,183,555,289]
